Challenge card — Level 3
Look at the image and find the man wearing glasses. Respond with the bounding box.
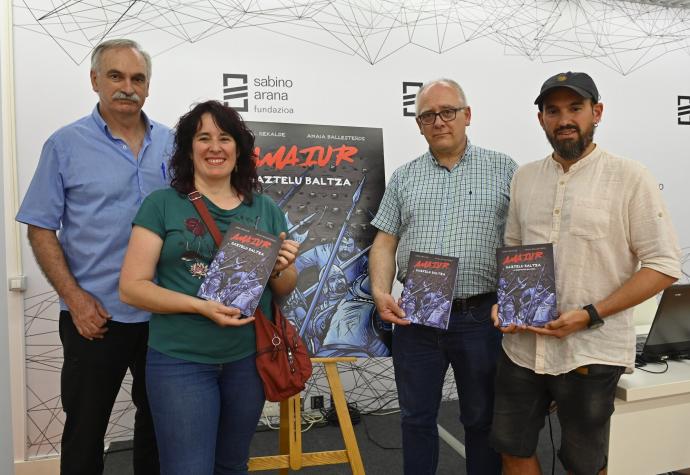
[370,78,517,475]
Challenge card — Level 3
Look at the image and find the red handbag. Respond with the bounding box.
[254,301,313,402]
[188,191,312,402]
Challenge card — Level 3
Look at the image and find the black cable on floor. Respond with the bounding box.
[361,414,402,450]
[547,413,555,475]
[322,402,361,426]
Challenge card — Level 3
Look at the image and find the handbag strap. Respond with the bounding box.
[187,190,223,247]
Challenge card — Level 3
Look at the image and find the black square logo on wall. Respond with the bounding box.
[402,82,423,117]
[678,96,690,125]
[223,74,249,112]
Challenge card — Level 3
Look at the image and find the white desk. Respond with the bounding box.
[608,359,690,475]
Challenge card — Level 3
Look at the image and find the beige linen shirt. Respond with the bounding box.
[502,146,681,374]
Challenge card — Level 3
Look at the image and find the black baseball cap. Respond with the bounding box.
[534,72,599,109]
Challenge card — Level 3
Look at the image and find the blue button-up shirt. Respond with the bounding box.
[371,140,517,298]
[16,106,173,323]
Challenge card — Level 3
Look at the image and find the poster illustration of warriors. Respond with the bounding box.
[248,121,390,357]
[496,243,557,328]
[400,252,459,330]
[197,223,281,317]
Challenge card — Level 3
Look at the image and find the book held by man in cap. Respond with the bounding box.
[496,244,557,328]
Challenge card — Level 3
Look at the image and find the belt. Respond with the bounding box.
[451,292,497,312]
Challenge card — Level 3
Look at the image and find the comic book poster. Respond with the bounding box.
[400,252,459,330]
[496,243,557,327]
[248,121,390,357]
[197,223,281,317]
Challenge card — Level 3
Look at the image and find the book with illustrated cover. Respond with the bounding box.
[400,252,459,330]
[197,222,281,317]
[496,243,557,327]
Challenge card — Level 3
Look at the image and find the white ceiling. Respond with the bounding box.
[626,0,690,7]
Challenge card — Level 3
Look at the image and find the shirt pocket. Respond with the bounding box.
[569,197,610,240]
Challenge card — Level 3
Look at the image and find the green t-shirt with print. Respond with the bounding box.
[133,188,288,364]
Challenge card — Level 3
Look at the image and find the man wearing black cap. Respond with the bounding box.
[489,72,681,474]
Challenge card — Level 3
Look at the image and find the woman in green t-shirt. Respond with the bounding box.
[120,100,299,475]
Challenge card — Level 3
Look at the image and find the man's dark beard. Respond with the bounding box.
[546,124,595,161]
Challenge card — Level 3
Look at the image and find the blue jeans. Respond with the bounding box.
[146,348,265,475]
[392,298,502,475]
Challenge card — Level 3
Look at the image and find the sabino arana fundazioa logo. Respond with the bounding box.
[402,81,423,117]
[679,95,690,125]
[223,73,295,114]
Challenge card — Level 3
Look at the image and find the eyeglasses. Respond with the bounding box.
[417,107,467,125]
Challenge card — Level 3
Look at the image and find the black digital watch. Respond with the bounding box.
[583,304,605,330]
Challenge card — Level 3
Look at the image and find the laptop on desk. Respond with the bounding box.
[637,284,690,363]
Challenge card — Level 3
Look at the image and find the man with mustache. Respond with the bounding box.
[489,72,681,475]
[16,39,171,474]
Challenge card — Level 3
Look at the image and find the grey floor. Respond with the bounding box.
[104,400,565,474]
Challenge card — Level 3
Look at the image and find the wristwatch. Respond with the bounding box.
[583,304,605,329]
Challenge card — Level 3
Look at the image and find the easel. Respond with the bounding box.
[248,357,365,474]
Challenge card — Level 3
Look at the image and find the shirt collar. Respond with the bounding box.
[91,104,153,140]
[427,138,474,170]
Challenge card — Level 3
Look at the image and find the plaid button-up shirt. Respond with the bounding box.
[371,140,517,298]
